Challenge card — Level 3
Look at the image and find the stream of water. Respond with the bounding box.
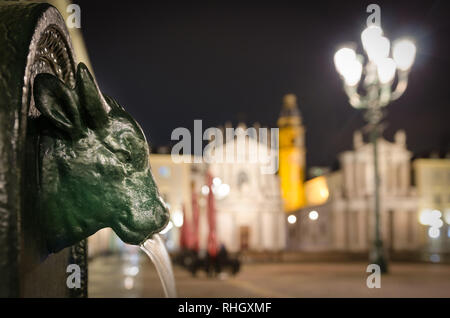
[140,234,177,298]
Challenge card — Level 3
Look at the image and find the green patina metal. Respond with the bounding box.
[0,2,168,297]
[35,63,169,252]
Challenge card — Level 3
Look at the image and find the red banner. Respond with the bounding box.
[206,171,218,258]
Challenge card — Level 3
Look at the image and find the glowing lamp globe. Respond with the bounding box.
[377,57,397,84]
[393,39,416,71]
[334,47,356,76]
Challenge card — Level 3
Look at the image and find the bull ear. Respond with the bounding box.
[76,63,110,128]
[33,73,84,138]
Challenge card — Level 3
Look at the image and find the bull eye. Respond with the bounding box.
[116,149,132,163]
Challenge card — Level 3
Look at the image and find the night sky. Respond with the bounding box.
[75,0,449,170]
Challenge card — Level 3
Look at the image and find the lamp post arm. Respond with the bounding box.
[391,70,409,101]
[344,84,366,109]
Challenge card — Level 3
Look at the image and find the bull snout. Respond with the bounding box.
[113,194,170,246]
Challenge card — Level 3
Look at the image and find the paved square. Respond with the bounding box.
[89,254,450,298]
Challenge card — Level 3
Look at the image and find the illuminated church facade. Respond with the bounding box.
[287,130,423,254]
[209,125,286,253]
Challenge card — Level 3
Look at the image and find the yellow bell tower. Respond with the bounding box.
[277,94,306,213]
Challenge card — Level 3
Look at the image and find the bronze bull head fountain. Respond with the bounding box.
[34,63,169,253]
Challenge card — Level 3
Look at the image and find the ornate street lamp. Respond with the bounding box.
[334,25,416,273]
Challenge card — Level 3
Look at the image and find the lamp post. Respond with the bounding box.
[334,25,416,273]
